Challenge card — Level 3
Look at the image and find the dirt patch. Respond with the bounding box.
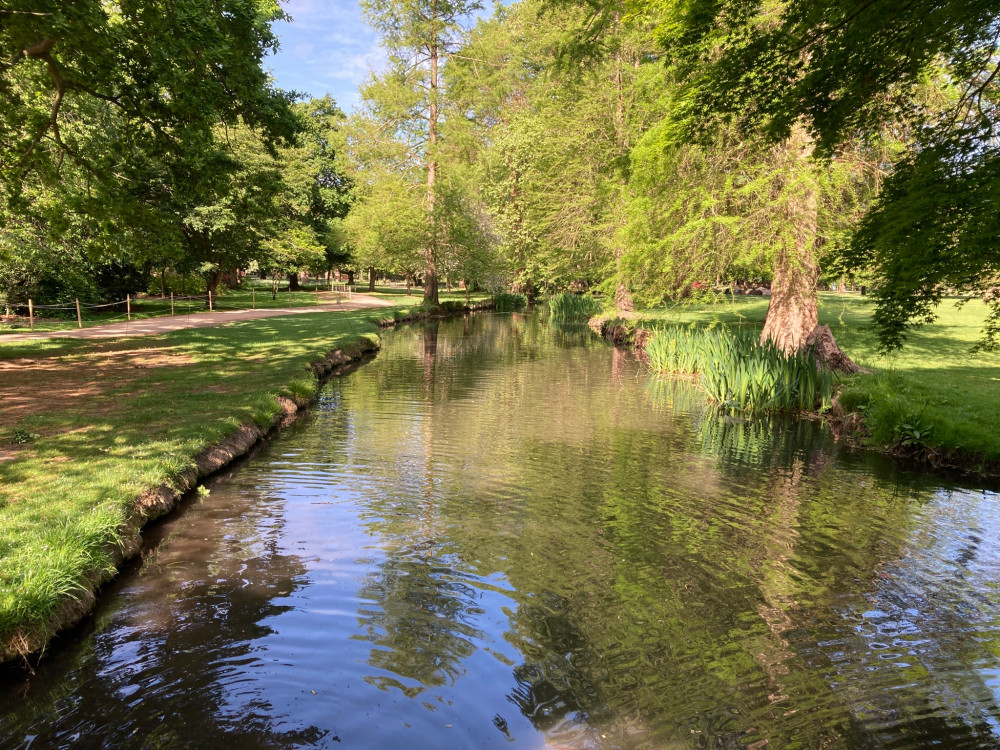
[0,346,194,429]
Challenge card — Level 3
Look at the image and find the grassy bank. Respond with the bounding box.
[625,293,1000,474]
[0,300,453,662]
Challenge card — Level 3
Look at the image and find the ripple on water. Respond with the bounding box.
[1,315,999,749]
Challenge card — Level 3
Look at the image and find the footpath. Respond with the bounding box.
[0,293,394,342]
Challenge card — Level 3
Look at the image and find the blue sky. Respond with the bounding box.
[265,0,385,113]
[265,0,495,112]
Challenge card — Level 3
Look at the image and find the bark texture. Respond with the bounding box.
[761,126,819,354]
[806,324,870,374]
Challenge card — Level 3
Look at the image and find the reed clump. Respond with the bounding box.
[646,325,834,412]
[548,292,603,320]
[492,293,528,312]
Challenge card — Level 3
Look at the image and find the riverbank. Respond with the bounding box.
[0,298,488,664]
[591,293,1000,480]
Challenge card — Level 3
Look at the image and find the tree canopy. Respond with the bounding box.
[3,0,998,354]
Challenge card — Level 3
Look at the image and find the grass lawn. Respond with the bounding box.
[633,292,1000,468]
[0,300,438,659]
[0,283,341,334]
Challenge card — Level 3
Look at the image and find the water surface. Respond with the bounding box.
[2,313,999,748]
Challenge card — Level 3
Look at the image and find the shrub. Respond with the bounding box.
[548,292,603,320]
[493,292,528,312]
[438,300,467,313]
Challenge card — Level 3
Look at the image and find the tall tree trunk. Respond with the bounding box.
[346,269,355,286]
[368,266,376,293]
[205,269,222,297]
[287,272,300,291]
[761,126,819,353]
[424,24,440,306]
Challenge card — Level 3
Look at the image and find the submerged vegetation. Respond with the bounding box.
[646,326,835,413]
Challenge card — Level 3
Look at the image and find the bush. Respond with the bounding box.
[493,293,528,312]
[646,325,835,413]
[548,292,603,320]
[438,300,467,313]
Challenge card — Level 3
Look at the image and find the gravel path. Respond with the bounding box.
[0,293,395,342]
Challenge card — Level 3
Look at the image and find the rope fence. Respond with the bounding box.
[0,282,355,333]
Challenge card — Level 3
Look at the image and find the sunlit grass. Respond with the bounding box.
[646,325,834,412]
[636,293,1000,464]
[0,301,423,653]
[548,292,604,320]
[0,285,339,334]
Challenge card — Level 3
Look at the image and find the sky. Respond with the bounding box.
[264,0,385,113]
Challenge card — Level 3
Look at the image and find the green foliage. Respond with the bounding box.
[548,292,603,320]
[492,293,527,312]
[844,142,1000,351]
[646,326,834,413]
[650,0,1000,349]
[897,420,935,449]
[438,300,467,313]
[5,429,40,445]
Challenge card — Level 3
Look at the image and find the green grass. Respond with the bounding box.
[548,292,604,320]
[0,284,340,334]
[493,292,528,312]
[365,286,491,304]
[634,293,1000,466]
[0,300,428,656]
[646,325,834,412]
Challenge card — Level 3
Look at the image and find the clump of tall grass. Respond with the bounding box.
[646,326,834,413]
[548,292,603,320]
[493,293,528,312]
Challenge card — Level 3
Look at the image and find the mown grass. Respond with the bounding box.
[634,293,1000,466]
[0,300,430,655]
[0,283,341,334]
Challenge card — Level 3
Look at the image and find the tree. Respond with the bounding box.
[1,0,297,195]
[648,0,1000,349]
[360,0,484,305]
[0,0,301,303]
[452,0,665,306]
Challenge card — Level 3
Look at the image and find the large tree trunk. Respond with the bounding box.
[287,272,300,291]
[205,268,222,296]
[368,266,376,293]
[761,245,819,353]
[761,126,820,354]
[615,277,634,314]
[424,24,440,306]
[346,269,355,286]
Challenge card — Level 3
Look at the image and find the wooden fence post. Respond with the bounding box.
[126,294,131,321]
[170,292,175,316]
[209,290,213,311]
[28,299,34,331]
[252,287,255,309]
[76,299,82,329]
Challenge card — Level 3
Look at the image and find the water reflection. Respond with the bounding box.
[1,313,999,749]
